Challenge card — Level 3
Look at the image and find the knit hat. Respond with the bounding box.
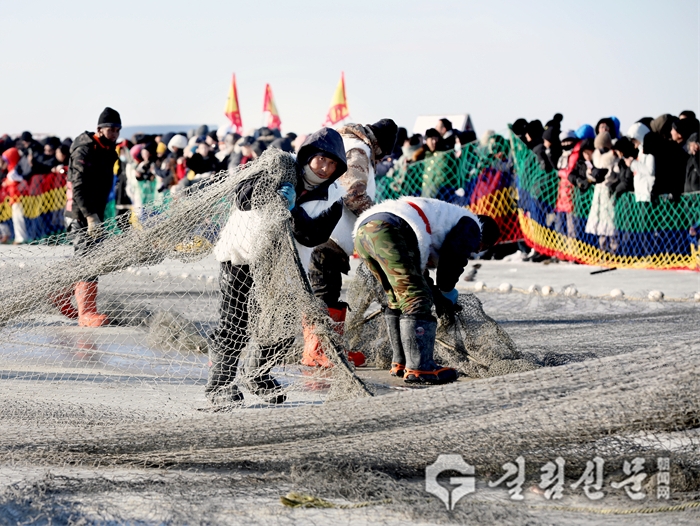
[156,142,167,155]
[167,134,187,152]
[196,125,209,137]
[367,119,398,157]
[425,128,442,139]
[20,131,33,142]
[542,126,559,143]
[594,132,612,150]
[97,107,121,129]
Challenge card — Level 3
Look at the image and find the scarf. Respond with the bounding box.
[302,164,328,191]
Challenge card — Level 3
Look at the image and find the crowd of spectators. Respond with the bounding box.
[0,111,697,250]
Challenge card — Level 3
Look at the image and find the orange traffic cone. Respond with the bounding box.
[75,281,109,328]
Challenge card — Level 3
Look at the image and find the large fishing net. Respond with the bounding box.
[0,147,698,524]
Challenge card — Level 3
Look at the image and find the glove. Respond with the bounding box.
[277,182,296,211]
[441,288,459,304]
[86,214,102,237]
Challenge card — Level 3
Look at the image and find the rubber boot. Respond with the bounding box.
[75,281,109,328]
[384,309,405,378]
[50,285,78,319]
[301,307,365,367]
[301,319,333,368]
[206,348,245,407]
[243,339,291,404]
[400,316,457,385]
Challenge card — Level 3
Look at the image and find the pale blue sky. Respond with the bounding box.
[2,0,698,138]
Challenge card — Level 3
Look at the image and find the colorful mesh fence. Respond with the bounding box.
[510,134,700,271]
[376,140,524,244]
[0,171,67,241]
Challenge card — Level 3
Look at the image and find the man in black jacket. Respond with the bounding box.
[59,107,121,327]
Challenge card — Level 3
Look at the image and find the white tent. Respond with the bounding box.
[412,114,474,135]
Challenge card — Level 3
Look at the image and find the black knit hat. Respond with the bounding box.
[367,118,398,157]
[97,107,121,129]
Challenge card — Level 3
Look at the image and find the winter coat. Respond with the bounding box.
[585,150,617,237]
[533,143,561,173]
[643,132,687,201]
[686,151,700,193]
[66,131,118,222]
[187,153,220,175]
[567,157,606,192]
[214,128,348,267]
[606,159,635,197]
[626,123,655,202]
[354,197,482,291]
[330,124,381,256]
[555,142,581,213]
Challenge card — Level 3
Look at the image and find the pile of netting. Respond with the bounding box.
[0,147,698,523]
[345,263,539,378]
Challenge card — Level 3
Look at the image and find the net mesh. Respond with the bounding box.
[0,147,698,523]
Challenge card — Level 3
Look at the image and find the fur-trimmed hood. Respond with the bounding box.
[354,197,482,270]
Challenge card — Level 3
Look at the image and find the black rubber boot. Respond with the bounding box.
[205,346,245,407]
[400,316,457,385]
[243,339,292,404]
[384,308,405,378]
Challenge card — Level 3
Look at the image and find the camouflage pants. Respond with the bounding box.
[354,219,433,317]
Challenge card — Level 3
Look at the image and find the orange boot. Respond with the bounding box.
[301,306,366,367]
[75,281,109,328]
[50,285,78,319]
[301,319,333,368]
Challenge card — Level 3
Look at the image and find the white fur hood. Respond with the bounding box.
[353,197,482,270]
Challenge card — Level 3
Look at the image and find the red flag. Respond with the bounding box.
[262,83,282,130]
[224,74,243,134]
[324,72,350,126]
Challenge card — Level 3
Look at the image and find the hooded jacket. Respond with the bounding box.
[66,131,118,221]
[354,197,482,292]
[330,124,381,255]
[214,128,347,266]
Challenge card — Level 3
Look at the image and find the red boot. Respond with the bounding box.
[75,281,109,328]
[300,307,366,368]
[301,319,333,368]
[50,285,78,319]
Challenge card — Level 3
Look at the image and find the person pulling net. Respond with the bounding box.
[353,197,500,384]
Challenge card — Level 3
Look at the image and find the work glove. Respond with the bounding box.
[86,214,103,237]
[441,288,459,304]
[277,182,296,211]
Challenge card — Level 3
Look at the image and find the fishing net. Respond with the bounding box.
[0,147,699,524]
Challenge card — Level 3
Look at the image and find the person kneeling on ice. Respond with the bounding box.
[209,128,347,407]
[353,197,500,384]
